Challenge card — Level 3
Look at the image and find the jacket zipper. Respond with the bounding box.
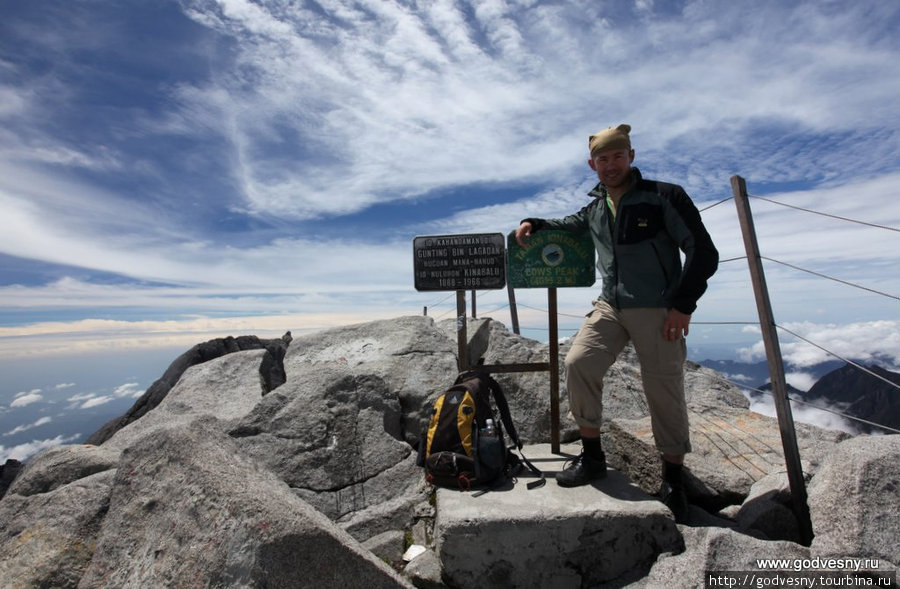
[650,242,671,298]
[608,199,621,308]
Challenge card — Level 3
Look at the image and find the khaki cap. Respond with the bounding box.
[589,124,632,155]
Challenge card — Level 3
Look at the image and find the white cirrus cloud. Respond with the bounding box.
[79,396,115,409]
[0,434,82,463]
[3,416,53,437]
[738,320,900,370]
[113,383,144,398]
[10,390,44,408]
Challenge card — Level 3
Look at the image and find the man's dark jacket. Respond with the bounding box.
[525,168,719,314]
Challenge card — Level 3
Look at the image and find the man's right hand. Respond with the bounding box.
[515,221,533,247]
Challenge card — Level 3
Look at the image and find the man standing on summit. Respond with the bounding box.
[515,124,718,522]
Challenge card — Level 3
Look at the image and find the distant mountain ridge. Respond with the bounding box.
[806,363,900,434]
[697,358,845,390]
[699,357,900,434]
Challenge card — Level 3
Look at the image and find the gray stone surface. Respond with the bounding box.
[808,434,900,566]
[284,315,459,447]
[230,365,428,540]
[732,470,808,542]
[103,349,268,452]
[7,444,118,497]
[0,470,114,589]
[435,443,683,589]
[403,549,445,589]
[2,317,898,588]
[606,404,850,509]
[89,333,291,445]
[480,320,580,444]
[362,530,406,566]
[626,526,811,589]
[79,418,412,588]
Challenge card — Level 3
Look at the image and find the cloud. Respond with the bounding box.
[0,309,399,357]
[55,382,76,389]
[163,0,900,220]
[113,383,144,398]
[738,320,900,369]
[723,373,754,384]
[3,416,52,437]
[63,381,144,409]
[748,393,859,436]
[67,392,97,403]
[10,390,43,408]
[0,0,897,363]
[0,433,81,463]
[79,396,115,409]
[784,372,817,392]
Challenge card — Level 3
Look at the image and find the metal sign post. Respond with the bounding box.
[413,230,594,455]
[506,230,595,453]
[413,233,506,373]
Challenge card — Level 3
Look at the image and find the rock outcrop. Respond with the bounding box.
[808,434,900,565]
[0,316,897,588]
[79,418,410,588]
[0,459,23,499]
[87,332,292,445]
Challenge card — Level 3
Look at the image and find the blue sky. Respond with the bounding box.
[2,0,899,460]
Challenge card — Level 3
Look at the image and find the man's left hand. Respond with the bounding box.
[663,309,691,341]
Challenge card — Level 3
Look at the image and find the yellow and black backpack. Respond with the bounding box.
[417,371,544,493]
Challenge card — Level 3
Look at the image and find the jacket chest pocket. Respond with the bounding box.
[617,202,664,245]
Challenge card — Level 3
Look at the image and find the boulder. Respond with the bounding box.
[732,470,809,543]
[361,530,406,567]
[5,316,898,588]
[403,549,444,589]
[627,526,811,589]
[103,349,268,451]
[435,443,683,589]
[734,496,800,543]
[88,332,291,445]
[0,470,115,589]
[79,417,412,588]
[606,404,850,510]
[6,444,118,497]
[683,360,751,410]
[284,315,459,446]
[0,459,23,499]
[436,316,494,370]
[230,366,428,540]
[808,434,900,566]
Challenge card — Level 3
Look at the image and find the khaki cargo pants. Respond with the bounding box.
[565,300,691,455]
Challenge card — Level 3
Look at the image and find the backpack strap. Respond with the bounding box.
[516,448,546,489]
[455,370,521,448]
[455,370,545,490]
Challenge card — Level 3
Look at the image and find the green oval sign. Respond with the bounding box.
[507,230,596,289]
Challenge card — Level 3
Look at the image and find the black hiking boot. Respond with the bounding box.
[662,460,689,524]
[664,483,689,524]
[555,451,607,487]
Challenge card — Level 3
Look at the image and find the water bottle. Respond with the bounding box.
[483,418,495,437]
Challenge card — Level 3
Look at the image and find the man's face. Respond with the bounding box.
[588,148,635,190]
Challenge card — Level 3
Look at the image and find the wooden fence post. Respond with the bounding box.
[732,175,813,545]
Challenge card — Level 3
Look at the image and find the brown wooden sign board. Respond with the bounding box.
[413,233,506,291]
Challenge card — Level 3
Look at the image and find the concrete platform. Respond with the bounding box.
[434,443,684,589]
